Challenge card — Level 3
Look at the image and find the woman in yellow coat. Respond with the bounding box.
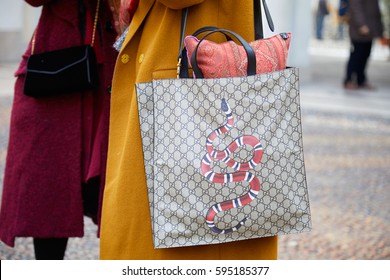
[100,0,277,259]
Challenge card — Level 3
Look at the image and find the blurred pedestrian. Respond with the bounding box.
[336,0,349,40]
[0,0,118,260]
[381,0,390,57]
[343,0,383,90]
[316,0,330,40]
[99,0,278,260]
[338,0,349,19]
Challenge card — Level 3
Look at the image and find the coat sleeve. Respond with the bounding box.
[157,0,206,10]
[25,0,55,7]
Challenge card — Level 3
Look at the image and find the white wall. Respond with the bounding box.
[0,0,23,31]
[0,0,40,62]
[263,0,313,68]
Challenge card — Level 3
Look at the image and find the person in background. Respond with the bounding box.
[336,0,349,40]
[316,0,330,40]
[338,0,349,20]
[0,0,119,259]
[381,0,390,58]
[343,0,383,90]
[99,0,278,260]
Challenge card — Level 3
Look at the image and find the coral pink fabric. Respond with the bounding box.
[184,33,291,78]
[118,0,139,33]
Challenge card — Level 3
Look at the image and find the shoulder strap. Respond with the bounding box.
[177,8,189,78]
[91,0,100,47]
[254,0,275,40]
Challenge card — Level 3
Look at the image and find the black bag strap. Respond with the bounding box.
[178,8,189,60]
[254,0,275,40]
[177,8,189,78]
[178,25,232,78]
[191,29,257,78]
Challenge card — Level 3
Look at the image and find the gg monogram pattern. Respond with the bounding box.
[136,67,311,248]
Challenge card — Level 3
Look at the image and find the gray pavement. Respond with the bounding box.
[280,40,390,259]
[0,39,389,259]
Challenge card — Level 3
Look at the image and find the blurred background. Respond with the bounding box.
[0,0,389,259]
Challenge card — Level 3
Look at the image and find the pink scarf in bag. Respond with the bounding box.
[109,0,139,34]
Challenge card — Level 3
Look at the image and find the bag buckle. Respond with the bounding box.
[176,58,182,79]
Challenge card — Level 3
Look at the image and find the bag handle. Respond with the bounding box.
[177,0,274,78]
[178,25,233,78]
[176,8,189,78]
[31,0,100,54]
[190,29,257,78]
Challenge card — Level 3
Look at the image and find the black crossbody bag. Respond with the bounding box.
[24,0,100,97]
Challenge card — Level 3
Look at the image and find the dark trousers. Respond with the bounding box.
[316,14,325,39]
[33,238,68,260]
[345,40,373,86]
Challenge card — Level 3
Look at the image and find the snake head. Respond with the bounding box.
[221,98,230,113]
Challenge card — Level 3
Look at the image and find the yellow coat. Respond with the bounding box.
[100,0,278,259]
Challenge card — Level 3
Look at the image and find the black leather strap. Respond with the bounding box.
[178,8,189,60]
[191,26,232,40]
[179,26,233,78]
[177,8,189,77]
[254,0,263,39]
[262,0,275,32]
[191,29,256,78]
[254,0,275,40]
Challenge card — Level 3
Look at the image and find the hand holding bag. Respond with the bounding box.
[23,0,101,97]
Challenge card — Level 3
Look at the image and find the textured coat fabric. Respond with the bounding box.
[348,0,383,41]
[0,0,118,247]
[100,0,277,260]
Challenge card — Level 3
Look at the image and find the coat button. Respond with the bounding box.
[138,54,144,64]
[121,54,129,64]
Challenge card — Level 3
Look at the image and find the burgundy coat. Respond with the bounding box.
[0,0,118,246]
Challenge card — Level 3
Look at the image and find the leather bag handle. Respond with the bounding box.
[190,29,257,78]
[178,25,232,78]
[177,0,274,78]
